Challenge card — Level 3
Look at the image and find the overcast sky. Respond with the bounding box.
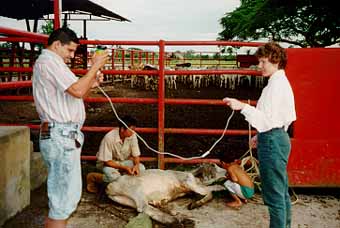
[0,0,240,52]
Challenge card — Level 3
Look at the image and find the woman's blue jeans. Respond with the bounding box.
[258,128,291,228]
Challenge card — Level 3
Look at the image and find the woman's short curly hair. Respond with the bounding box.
[255,42,287,69]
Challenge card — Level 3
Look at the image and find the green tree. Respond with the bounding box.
[35,20,54,51]
[218,0,339,47]
[184,49,195,58]
[40,20,54,35]
[0,42,12,48]
[213,52,221,60]
[226,47,234,56]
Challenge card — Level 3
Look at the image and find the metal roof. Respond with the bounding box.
[0,0,130,22]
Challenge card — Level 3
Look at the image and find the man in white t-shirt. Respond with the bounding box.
[96,115,145,183]
[33,27,108,228]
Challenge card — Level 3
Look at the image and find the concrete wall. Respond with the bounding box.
[0,126,30,227]
[30,152,47,190]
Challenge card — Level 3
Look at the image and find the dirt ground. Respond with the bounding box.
[1,80,340,227]
[3,182,340,228]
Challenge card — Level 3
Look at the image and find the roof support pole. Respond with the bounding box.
[33,19,38,33]
[83,20,87,38]
[54,0,61,29]
[25,19,31,32]
[63,14,68,28]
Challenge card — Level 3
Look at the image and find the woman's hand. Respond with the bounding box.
[223,97,245,110]
[250,135,257,148]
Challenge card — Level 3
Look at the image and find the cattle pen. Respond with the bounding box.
[0,26,340,188]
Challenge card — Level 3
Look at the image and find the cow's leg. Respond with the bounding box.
[107,188,148,213]
[106,177,147,212]
[184,174,214,210]
[185,174,210,195]
[198,76,202,88]
[173,78,177,90]
[187,184,225,210]
[187,191,213,210]
[144,76,150,90]
[144,204,179,224]
[184,172,226,210]
[131,75,136,88]
[109,195,137,208]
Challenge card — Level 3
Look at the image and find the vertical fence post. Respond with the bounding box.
[131,50,134,66]
[111,48,115,69]
[199,52,202,68]
[138,51,142,64]
[122,49,125,70]
[158,40,165,169]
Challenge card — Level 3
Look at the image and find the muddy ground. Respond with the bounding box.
[1,80,340,227]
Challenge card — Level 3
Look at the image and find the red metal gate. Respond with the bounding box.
[0,26,339,186]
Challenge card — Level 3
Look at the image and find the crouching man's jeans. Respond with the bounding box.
[258,128,291,228]
[102,160,145,183]
[39,122,84,220]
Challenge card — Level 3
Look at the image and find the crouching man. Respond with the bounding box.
[87,115,145,193]
[220,158,254,209]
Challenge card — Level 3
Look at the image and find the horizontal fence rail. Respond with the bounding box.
[0,26,263,169]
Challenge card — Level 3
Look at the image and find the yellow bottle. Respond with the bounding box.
[95,45,107,55]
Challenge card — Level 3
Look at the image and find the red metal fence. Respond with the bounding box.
[0,26,339,186]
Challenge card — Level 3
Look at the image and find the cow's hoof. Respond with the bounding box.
[168,218,195,228]
[187,202,199,210]
[181,218,195,228]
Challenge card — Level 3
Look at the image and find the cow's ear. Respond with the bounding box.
[220,161,227,169]
[234,159,241,165]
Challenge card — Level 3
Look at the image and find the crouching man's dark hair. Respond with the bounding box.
[118,115,138,130]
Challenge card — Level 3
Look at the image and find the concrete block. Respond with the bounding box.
[30,152,47,190]
[30,140,33,154]
[0,126,30,226]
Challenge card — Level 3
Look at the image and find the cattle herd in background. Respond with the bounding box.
[0,45,265,91]
[103,63,266,91]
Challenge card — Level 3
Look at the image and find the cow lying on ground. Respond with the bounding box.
[105,163,226,225]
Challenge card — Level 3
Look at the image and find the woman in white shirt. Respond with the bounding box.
[223,42,296,228]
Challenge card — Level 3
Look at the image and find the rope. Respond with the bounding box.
[237,99,299,204]
[96,85,234,160]
[238,99,261,189]
[290,188,300,205]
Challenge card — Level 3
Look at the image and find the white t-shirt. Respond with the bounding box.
[96,128,141,162]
